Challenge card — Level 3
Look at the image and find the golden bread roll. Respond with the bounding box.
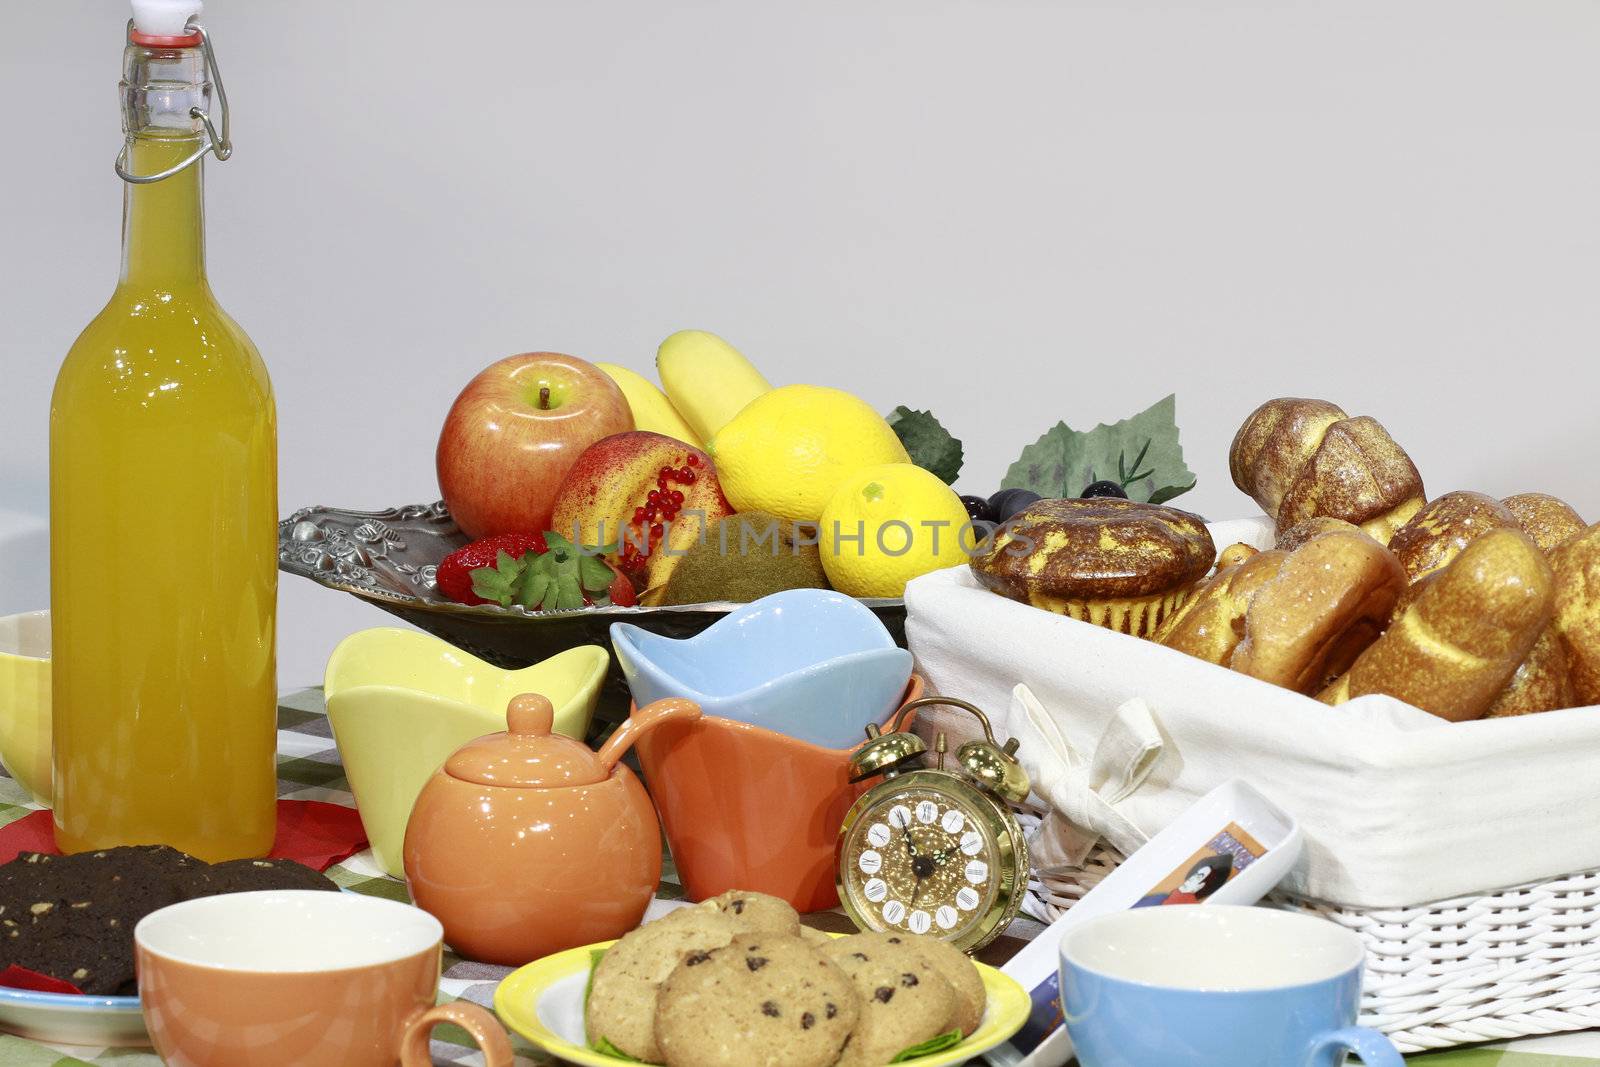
[970,499,1215,636]
[1551,524,1600,706]
[1485,627,1576,718]
[1503,493,1586,555]
[1318,529,1554,721]
[1230,400,1424,543]
[1275,517,1361,552]
[1231,529,1406,693]
[1155,549,1288,666]
[1214,542,1260,574]
[1388,491,1520,582]
[1230,399,1347,518]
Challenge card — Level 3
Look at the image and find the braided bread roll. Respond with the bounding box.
[1231,529,1404,693]
[1155,549,1288,667]
[1503,493,1586,555]
[1485,627,1576,718]
[1551,523,1600,706]
[1318,528,1554,721]
[1157,529,1402,694]
[1388,491,1520,582]
[1230,399,1425,543]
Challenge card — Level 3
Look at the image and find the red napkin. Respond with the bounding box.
[0,800,368,870]
[0,966,83,995]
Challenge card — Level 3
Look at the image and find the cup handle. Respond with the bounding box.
[398,1001,514,1067]
[597,697,702,772]
[1306,1025,1403,1067]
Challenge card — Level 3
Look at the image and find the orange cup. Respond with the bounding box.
[134,891,512,1067]
[634,675,923,914]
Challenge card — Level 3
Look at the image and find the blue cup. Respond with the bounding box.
[1060,905,1401,1067]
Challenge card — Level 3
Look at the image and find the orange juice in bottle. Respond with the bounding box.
[50,9,276,860]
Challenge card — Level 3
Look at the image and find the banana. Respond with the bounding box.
[655,330,772,444]
[595,362,703,448]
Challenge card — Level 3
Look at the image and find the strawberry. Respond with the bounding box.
[435,532,547,605]
[465,532,635,612]
[607,569,637,608]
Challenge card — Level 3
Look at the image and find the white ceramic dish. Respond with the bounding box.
[0,986,146,1047]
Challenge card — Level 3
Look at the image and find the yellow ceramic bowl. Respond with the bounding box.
[0,611,51,806]
[324,628,609,877]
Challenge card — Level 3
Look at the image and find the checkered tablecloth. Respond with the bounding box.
[0,690,1594,1067]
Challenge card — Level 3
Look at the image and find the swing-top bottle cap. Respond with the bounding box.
[129,0,203,47]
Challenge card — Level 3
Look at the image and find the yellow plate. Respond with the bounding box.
[324,628,609,877]
[494,934,1031,1067]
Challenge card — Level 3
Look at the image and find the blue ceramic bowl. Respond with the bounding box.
[610,589,914,749]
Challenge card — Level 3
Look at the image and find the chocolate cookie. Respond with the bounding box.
[821,932,958,1067]
[191,858,339,897]
[655,933,857,1067]
[0,847,193,994]
[586,906,741,1062]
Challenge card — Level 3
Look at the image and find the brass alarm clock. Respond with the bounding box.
[836,697,1030,953]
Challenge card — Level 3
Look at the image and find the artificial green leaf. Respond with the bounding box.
[495,549,520,579]
[579,553,616,592]
[1147,483,1192,506]
[591,1037,642,1062]
[891,1029,964,1061]
[1001,394,1195,504]
[887,406,964,485]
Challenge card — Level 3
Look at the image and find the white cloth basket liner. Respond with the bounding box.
[904,517,1600,1051]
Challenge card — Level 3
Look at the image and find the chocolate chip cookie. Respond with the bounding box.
[821,932,958,1067]
[655,933,858,1067]
[702,889,801,937]
[586,906,741,1061]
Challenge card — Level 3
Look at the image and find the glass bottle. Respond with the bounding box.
[49,19,277,861]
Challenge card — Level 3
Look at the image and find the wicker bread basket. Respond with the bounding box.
[1018,827,1600,1053]
[904,520,1600,1053]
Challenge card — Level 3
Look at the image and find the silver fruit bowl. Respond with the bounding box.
[277,502,907,727]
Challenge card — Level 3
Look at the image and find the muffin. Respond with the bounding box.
[970,499,1215,636]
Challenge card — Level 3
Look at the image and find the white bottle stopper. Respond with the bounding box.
[130,0,203,37]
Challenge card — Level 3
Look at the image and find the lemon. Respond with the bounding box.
[820,464,975,598]
[710,385,910,522]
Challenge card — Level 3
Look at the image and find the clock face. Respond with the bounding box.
[838,780,1004,946]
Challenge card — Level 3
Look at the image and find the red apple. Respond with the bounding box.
[436,353,633,538]
[550,431,733,602]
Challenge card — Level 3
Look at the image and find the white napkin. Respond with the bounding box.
[999,683,1164,873]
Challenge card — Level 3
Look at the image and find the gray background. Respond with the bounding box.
[3,0,1597,687]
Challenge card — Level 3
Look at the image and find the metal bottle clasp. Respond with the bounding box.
[113,20,233,185]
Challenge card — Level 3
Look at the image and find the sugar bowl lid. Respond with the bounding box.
[443,693,607,788]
